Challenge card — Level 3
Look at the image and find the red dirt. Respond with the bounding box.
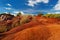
[1,25,51,40]
[0,16,60,40]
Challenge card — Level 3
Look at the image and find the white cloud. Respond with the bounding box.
[7,4,12,6]
[20,11,25,15]
[54,0,60,10]
[4,12,8,13]
[13,11,19,13]
[54,12,60,14]
[47,11,60,14]
[27,0,49,7]
[13,11,25,15]
[5,8,11,10]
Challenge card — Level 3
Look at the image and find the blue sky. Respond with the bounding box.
[0,0,60,14]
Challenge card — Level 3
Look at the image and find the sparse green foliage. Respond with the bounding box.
[20,15,32,25]
[37,13,43,16]
[44,14,60,18]
[17,12,22,16]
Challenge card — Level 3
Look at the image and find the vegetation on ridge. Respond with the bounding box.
[0,12,60,33]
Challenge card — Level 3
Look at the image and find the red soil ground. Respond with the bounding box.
[0,16,60,40]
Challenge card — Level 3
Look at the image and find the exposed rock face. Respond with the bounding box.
[0,15,60,40]
[0,14,14,33]
[0,14,33,33]
[0,14,14,21]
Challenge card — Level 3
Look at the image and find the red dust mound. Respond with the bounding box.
[35,16,60,24]
[0,20,40,35]
[1,24,60,40]
[46,24,60,40]
[1,25,51,40]
[0,16,60,40]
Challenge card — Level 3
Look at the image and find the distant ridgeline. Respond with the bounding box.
[0,12,60,33]
[0,12,60,22]
[44,14,60,18]
[37,13,60,18]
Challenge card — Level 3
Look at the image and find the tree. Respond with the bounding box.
[37,13,43,17]
[17,12,22,16]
